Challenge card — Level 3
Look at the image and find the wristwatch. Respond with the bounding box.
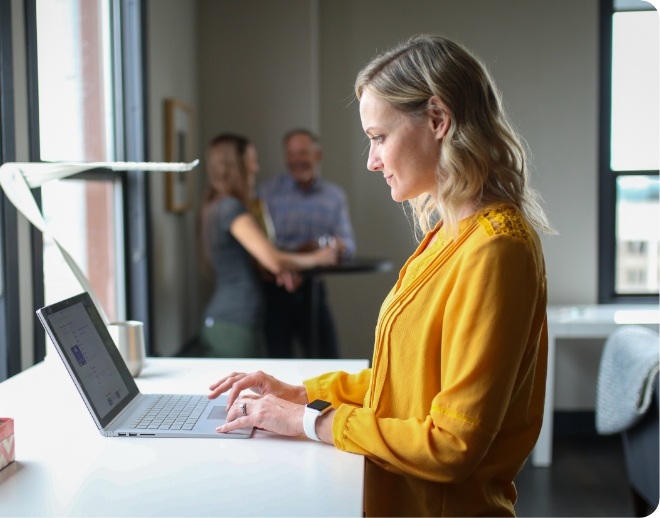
[303,399,332,441]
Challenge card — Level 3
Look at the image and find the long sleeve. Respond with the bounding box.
[304,368,371,407]
[330,232,546,484]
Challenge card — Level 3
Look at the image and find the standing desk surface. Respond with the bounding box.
[0,357,368,517]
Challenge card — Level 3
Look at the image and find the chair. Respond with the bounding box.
[621,373,659,517]
[596,325,659,517]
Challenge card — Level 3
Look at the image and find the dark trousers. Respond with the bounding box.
[262,278,339,359]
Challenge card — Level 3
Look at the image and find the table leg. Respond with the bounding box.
[532,327,556,467]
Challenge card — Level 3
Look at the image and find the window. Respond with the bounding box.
[599,0,659,303]
[0,0,150,381]
[29,0,151,355]
[36,0,126,330]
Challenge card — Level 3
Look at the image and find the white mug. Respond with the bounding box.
[107,321,146,377]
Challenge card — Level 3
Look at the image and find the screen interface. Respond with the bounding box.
[47,301,130,420]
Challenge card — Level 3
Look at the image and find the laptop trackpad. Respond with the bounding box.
[207,406,227,421]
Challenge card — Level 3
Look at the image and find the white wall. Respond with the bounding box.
[146,0,200,357]
[197,0,319,179]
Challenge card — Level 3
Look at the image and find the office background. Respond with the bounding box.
[7,0,616,416]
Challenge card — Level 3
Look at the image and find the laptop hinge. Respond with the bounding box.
[105,394,147,433]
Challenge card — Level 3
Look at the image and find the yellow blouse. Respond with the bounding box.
[304,205,548,517]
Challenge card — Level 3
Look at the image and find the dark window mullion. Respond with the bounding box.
[611,170,660,177]
[114,0,152,353]
[598,0,615,303]
[24,0,45,363]
[598,170,617,303]
[0,0,22,380]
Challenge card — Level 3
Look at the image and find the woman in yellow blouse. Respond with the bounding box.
[209,34,554,517]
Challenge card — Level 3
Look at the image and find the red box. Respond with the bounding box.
[0,418,14,470]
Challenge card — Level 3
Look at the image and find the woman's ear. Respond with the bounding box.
[427,96,451,140]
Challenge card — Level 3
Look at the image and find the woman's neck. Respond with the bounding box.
[457,200,478,221]
[425,200,478,249]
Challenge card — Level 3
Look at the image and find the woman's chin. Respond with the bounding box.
[391,190,412,203]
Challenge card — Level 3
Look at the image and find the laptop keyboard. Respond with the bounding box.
[130,395,209,431]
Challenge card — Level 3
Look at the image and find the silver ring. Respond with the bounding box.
[240,402,247,417]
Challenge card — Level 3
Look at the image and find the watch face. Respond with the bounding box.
[308,399,332,412]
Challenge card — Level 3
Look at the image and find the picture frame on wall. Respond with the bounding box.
[164,98,195,212]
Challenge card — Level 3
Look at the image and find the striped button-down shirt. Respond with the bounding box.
[256,174,356,257]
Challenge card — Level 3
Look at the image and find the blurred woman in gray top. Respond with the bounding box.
[198,134,337,357]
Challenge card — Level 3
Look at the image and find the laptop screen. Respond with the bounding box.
[38,293,140,429]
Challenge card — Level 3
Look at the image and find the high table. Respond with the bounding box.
[306,256,393,358]
[531,304,659,467]
[0,356,368,516]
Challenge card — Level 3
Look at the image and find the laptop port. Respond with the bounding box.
[118,433,126,436]
[140,433,155,436]
[129,433,137,436]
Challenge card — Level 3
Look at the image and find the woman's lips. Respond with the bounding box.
[384,174,393,185]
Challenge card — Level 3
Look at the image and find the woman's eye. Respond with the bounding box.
[371,135,383,144]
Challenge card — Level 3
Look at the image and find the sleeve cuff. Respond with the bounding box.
[331,403,357,450]
[303,376,326,403]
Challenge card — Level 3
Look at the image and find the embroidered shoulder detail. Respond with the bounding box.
[477,205,530,244]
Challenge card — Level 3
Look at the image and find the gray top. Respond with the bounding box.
[202,197,264,326]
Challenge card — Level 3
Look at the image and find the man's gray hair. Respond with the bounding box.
[283,128,321,148]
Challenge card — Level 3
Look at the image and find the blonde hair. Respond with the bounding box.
[198,134,252,273]
[355,34,555,237]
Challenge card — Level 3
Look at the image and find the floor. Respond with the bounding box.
[514,434,636,517]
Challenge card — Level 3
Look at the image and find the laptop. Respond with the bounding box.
[37,292,252,439]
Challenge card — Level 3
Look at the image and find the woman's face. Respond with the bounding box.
[360,90,442,203]
[244,144,260,190]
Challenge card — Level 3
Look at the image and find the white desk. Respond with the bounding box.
[0,357,368,516]
[531,304,659,467]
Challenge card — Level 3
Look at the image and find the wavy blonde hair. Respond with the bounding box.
[355,34,554,238]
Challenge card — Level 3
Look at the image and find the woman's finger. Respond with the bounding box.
[208,373,250,400]
[221,398,255,429]
[216,415,251,433]
[208,372,246,393]
[226,372,265,408]
[209,372,244,390]
[226,376,255,408]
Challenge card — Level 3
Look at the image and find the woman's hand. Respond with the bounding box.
[216,394,305,436]
[208,371,308,409]
[276,270,303,292]
[311,245,338,267]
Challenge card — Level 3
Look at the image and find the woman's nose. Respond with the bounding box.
[367,147,382,171]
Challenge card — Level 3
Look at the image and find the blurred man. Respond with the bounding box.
[257,129,355,358]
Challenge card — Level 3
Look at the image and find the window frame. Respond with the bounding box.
[598,0,659,304]
[24,0,45,364]
[0,0,22,382]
